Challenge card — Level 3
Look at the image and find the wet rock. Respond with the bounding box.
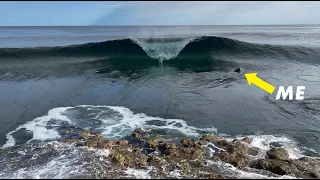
[250,159,297,176]
[79,130,90,138]
[158,142,177,155]
[131,132,141,141]
[230,141,249,154]
[200,135,223,143]
[135,128,144,133]
[107,140,129,146]
[110,152,131,167]
[292,157,320,178]
[181,138,204,148]
[63,138,79,144]
[193,148,205,159]
[190,159,206,167]
[309,171,320,178]
[199,173,227,179]
[52,127,320,179]
[109,151,148,168]
[181,138,191,147]
[146,136,162,149]
[179,160,191,172]
[266,148,289,160]
[84,138,98,147]
[241,137,251,144]
[213,151,249,168]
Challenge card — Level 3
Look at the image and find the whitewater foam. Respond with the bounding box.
[131,37,197,61]
[2,104,314,162]
[2,105,216,148]
[230,134,305,159]
[2,107,72,148]
[124,167,153,179]
[0,141,113,179]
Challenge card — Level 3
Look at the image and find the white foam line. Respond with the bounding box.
[104,105,216,138]
[2,107,73,148]
[124,167,154,179]
[168,169,181,178]
[3,104,310,162]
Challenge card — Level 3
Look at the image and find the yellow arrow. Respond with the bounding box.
[244,73,275,94]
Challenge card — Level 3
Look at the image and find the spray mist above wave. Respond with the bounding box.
[131,37,197,61]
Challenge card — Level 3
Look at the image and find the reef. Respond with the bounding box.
[57,127,320,179]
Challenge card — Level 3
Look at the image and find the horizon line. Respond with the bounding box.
[0,24,320,27]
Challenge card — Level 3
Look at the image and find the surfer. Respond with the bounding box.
[233,67,241,73]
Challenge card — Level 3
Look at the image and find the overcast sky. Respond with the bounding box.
[0,1,320,26]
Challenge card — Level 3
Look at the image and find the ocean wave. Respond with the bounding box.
[1,36,319,63]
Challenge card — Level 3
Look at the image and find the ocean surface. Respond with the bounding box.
[1,25,320,178]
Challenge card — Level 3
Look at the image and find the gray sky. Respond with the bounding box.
[0,1,319,25]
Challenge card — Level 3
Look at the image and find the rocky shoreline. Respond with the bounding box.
[56,127,320,179]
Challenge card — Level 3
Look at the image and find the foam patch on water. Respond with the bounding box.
[168,169,181,178]
[2,105,216,148]
[124,168,152,179]
[0,141,112,179]
[2,107,72,148]
[87,147,111,157]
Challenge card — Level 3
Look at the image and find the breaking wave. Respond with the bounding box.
[1,36,319,63]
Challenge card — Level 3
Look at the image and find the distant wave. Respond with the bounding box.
[0,36,319,64]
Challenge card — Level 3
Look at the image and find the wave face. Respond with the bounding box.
[1,36,320,64]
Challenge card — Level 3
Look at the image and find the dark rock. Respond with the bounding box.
[53,127,320,179]
[109,150,148,168]
[213,151,249,168]
[292,157,320,178]
[309,171,320,178]
[266,148,289,160]
[75,142,84,147]
[181,138,191,147]
[79,130,90,138]
[251,159,297,176]
[179,160,191,172]
[242,137,251,144]
[189,159,206,167]
[200,135,223,143]
[181,138,204,148]
[158,142,177,156]
[200,173,227,179]
[146,136,162,149]
[131,132,141,141]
